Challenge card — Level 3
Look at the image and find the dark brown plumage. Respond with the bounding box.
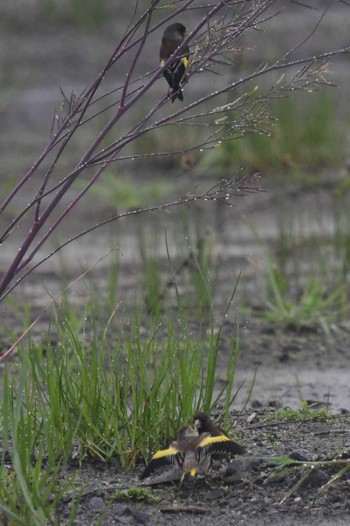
[159,23,189,102]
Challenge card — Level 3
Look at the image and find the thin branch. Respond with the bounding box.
[0,0,348,304]
[0,252,114,361]
[0,173,259,302]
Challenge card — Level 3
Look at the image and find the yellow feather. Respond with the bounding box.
[182,57,189,68]
[160,60,165,67]
[198,435,230,448]
[152,446,177,459]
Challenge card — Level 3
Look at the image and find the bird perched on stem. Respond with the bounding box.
[140,425,244,483]
[159,23,189,103]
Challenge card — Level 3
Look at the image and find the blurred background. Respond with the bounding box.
[0,0,350,409]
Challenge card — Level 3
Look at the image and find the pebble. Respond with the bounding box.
[208,488,225,500]
[225,461,244,480]
[113,503,130,516]
[87,496,105,511]
[288,450,309,462]
[228,497,240,507]
[133,510,150,524]
[301,468,327,488]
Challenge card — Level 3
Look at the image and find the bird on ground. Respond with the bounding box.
[193,411,245,454]
[194,411,230,437]
[140,425,244,482]
[159,23,189,103]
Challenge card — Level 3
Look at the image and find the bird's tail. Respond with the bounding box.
[171,87,184,103]
[180,467,197,485]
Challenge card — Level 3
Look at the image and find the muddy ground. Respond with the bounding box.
[3,180,350,526]
[2,179,350,525]
[57,410,350,526]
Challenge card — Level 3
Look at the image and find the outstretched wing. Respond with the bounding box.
[197,435,245,460]
[140,446,183,480]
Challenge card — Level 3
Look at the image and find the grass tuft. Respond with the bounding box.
[202,93,344,181]
[0,271,241,522]
[249,220,350,334]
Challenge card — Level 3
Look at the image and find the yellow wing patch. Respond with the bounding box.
[180,467,197,483]
[160,59,165,67]
[182,56,189,68]
[198,435,230,448]
[152,446,178,459]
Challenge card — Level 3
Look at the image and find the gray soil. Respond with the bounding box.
[58,411,350,526]
[3,182,350,526]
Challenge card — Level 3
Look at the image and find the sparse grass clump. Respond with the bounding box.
[262,274,345,334]
[262,401,331,423]
[114,487,158,503]
[259,453,350,505]
[204,93,344,182]
[0,281,241,522]
[249,215,350,335]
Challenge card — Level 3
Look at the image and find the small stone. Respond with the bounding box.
[87,496,105,511]
[294,497,302,503]
[326,493,342,504]
[301,469,327,488]
[225,461,244,480]
[111,518,131,525]
[82,483,100,496]
[288,450,309,462]
[133,510,150,524]
[228,497,240,507]
[246,412,257,424]
[268,399,283,409]
[208,488,225,500]
[113,503,130,516]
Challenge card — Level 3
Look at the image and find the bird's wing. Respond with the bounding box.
[161,46,189,73]
[181,55,189,68]
[139,446,182,480]
[152,446,179,460]
[198,435,230,447]
[197,435,246,459]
